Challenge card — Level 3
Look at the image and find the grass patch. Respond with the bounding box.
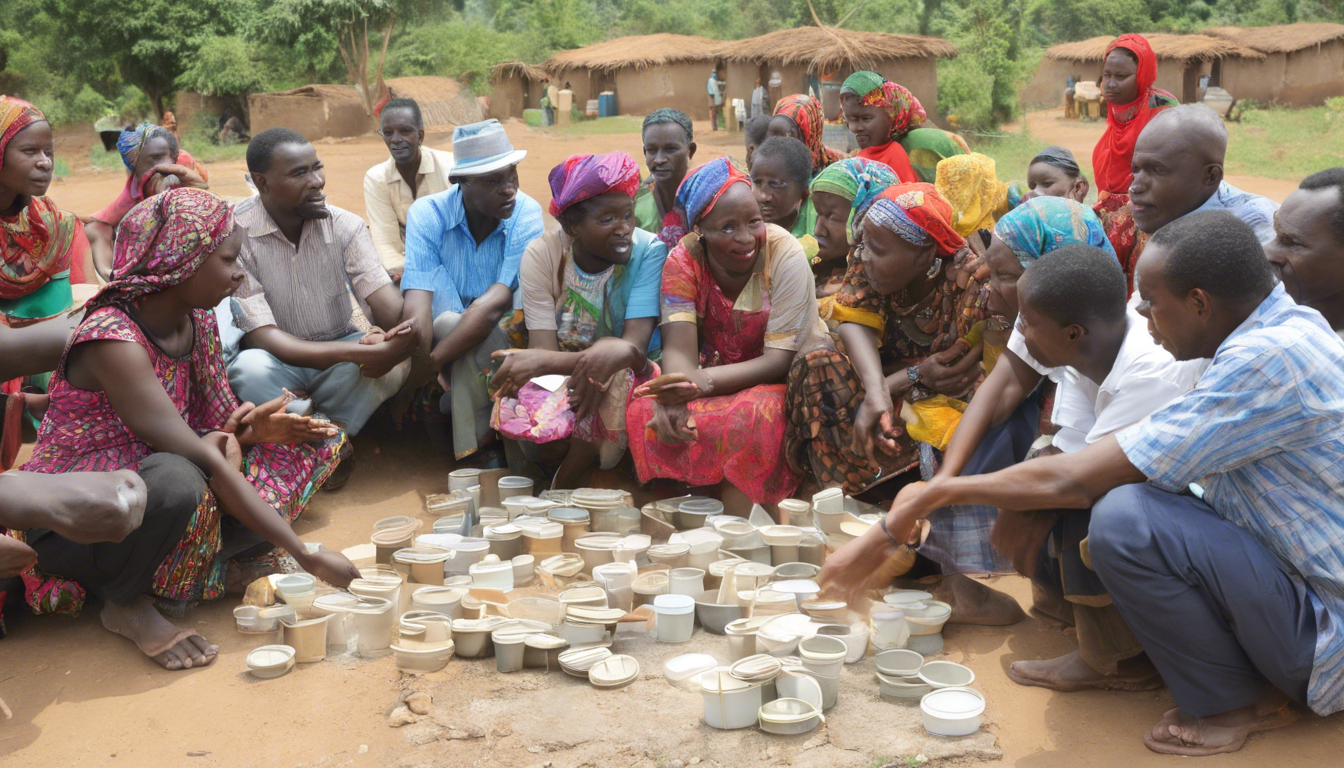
[52,157,71,181]
[540,115,645,138]
[88,144,124,172]
[1224,101,1344,180]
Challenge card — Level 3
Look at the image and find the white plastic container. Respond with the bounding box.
[483,522,524,561]
[653,593,696,643]
[497,475,534,501]
[724,618,760,662]
[920,686,985,736]
[493,629,528,673]
[798,634,847,677]
[647,543,690,568]
[470,560,515,590]
[760,525,803,565]
[394,547,452,585]
[311,592,360,651]
[246,644,296,679]
[518,518,565,557]
[870,609,910,651]
[816,621,869,664]
[668,567,706,597]
[511,554,536,587]
[349,576,403,619]
[443,537,491,576]
[776,498,812,527]
[758,697,823,735]
[448,467,483,491]
[410,585,467,619]
[918,660,976,689]
[347,596,396,658]
[811,488,845,533]
[700,669,768,729]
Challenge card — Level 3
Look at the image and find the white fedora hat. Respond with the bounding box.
[451,119,527,176]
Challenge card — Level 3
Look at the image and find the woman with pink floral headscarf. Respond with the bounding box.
[17,188,354,670]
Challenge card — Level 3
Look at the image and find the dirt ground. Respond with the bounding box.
[3,116,1340,767]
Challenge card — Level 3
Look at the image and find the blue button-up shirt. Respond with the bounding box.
[1194,180,1279,245]
[401,185,544,318]
[1118,284,1344,715]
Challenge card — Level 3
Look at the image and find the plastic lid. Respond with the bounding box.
[777,499,811,512]
[875,648,925,676]
[664,653,718,682]
[499,475,533,487]
[770,579,821,597]
[411,586,467,605]
[247,644,295,668]
[558,645,612,671]
[449,537,491,552]
[883,590,933,605]
[648,543,691,556]
[728,654,782,682]
[653,593,696,614]
[921,686,986,718]
[520,520,564,538]
[548,507,591,522]
[699,669,756,694]
[679,498,724,515]
[524,634,567,650]
[484,523,522,539]
[589,654,640,686]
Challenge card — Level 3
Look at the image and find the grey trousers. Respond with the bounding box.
[1089,483,1317,716]
[433,311,509,459]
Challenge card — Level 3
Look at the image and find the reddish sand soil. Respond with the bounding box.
[3,117,1338,767]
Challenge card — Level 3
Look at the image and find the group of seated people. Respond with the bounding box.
[1,30,1342,755]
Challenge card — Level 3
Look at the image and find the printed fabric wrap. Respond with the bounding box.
[994,196,1117,267]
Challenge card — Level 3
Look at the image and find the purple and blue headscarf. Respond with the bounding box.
[547,151,641,218]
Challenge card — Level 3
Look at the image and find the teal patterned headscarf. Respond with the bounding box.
[993,197,1116,266]
[810,157,900,241]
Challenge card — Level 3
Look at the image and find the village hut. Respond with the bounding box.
[715,27,958,122]
[248,84,373,141]
[385,76,485,129]
[1023,33,1264,109]
[489,61,552,120]
[1202,23,1344,106]
[542,34,725,119]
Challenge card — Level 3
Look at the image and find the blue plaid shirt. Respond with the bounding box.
[1117,284,1344,715]
[1194,180,1278,245]
[401,185,544,318]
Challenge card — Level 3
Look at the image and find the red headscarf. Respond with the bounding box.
[1092,34,1162,195]
[772,94,845,174]
[859,183,965,258]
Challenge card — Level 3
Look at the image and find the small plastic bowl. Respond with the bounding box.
[917,660,976,689]
[246,644,296,679]
[920,686,985,736]
[875,648,925,678]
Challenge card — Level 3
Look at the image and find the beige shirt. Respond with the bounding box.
[362,146,454,273]
[232,196,390,342]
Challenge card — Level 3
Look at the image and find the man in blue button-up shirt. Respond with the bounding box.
[401,120,544,461]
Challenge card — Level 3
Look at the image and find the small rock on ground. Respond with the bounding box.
[388,707,417,728]
[404,692,432,715]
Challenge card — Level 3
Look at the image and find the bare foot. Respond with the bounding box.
[932,573,1027,626]
[1144,692,1300,756]
[100,596,218,670]
[1009,649,1163,692]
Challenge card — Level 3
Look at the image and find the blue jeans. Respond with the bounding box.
[226,331,410,436]
[1089,483,1316,716]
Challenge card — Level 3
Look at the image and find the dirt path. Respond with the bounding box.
[5,121,1341,767]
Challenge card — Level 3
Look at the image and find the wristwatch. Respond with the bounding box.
[907,365,922,384]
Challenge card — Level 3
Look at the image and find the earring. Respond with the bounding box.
[926,257,943,279]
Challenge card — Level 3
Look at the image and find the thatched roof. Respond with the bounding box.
[719,26,957,69]
[1202,23,1344,54]
[386,76,485,128]
[543,34,723,73]
[491,61,550,83]
[1045,33,1264,64]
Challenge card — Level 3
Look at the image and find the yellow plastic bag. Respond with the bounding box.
[901,395,969,452]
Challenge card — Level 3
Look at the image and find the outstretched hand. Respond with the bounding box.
[301,548,360,588]
[230,390,339,446]
[632,371,707,406]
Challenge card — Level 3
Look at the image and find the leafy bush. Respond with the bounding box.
[67,84,114,124]
[178,35,270,98]
[385,20,531,92]
[936,57,994,130]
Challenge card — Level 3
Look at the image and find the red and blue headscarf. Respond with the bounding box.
[675,157,750,228]
[547,151,641,218]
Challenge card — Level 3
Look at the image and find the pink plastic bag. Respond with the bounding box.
[491,381,575,443]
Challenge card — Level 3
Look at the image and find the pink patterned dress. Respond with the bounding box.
[19,304,344,610]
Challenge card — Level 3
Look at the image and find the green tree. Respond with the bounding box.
[41,0,252,116]
[254,0,450,115]
[177,35,272,118]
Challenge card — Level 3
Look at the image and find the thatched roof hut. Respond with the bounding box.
[717,26,958,123]
[489,61,551,121]
[386,76,485,130]
[541,34,725,120]
[1025,33,1263,108]
[1201,23,1344,106]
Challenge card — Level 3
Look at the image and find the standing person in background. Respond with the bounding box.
[226,129,415,488]
[707,70,725,132]
[744,115,770,171]
[401,120,544,467]
[751,78,769,119]
[1089,34,1177,277]
[364,98,454,283]
[634,109,696,249]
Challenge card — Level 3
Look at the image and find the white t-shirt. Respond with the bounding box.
[1006,299,1209,453]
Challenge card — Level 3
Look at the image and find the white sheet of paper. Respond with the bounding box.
[530,375,568,392]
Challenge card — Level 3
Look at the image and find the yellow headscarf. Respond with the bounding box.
[934,153,1010,238]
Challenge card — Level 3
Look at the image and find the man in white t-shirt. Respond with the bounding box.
[926,244,1206,691]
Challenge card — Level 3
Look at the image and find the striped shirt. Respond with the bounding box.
[231,197,390,341]
[1193,180,1278,245]
[1117,284,1344,715]
[400,185,544,318]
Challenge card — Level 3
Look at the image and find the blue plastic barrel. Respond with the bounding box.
[598,91,617,118]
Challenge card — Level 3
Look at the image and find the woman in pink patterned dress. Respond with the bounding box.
[18,188,358,670]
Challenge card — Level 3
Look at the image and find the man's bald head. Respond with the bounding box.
[1129,104,1227,234]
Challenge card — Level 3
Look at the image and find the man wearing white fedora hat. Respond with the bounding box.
[402,119,544,463]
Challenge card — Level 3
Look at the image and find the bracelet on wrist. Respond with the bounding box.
[879,517,905,549]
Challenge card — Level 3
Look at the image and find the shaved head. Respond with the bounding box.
[1129,104,1227,234]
